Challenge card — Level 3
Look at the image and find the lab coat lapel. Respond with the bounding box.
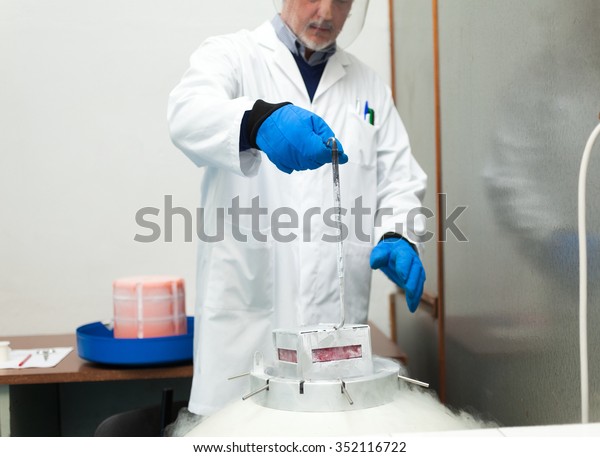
[255,21,307,100]
[273,46,307,97]
[313,50,349,102]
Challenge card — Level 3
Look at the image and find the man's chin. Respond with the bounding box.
[299,36,335,52]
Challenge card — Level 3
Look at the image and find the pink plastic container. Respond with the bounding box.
[113,275,187,339]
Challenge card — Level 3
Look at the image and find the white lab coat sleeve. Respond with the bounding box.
[373,86,427,251]
[167,34,262,177]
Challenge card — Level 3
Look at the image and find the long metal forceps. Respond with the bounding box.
[327,137,345,330]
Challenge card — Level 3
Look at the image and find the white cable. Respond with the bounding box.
[578,121,600,424]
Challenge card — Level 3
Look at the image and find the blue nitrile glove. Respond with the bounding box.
[370,237,426,313]
[253,103,347,174]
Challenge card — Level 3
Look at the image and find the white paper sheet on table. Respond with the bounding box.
[0,347,73,369]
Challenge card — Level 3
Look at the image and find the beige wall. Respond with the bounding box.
[0,1,395,336]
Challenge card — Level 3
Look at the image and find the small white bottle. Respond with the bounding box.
[0,341,11,363]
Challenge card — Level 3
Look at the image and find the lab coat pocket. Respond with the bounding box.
[341,108,377,168]
[332,109,378,238]
[342,241,373,325]
[203,224,274,312]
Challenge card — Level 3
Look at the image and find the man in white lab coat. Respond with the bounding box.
[168,0,427,419]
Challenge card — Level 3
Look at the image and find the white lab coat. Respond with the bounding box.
[168,21,427,416]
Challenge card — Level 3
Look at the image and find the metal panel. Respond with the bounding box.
[393,0,438,293]
[392,0,440,391]
[394,0,600,426]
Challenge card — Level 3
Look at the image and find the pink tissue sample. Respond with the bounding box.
[312,345,362,363]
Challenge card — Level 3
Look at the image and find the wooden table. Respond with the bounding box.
[0,333,193,437]
[0,324,405,436]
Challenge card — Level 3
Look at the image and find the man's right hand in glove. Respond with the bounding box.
[246,100,347,174]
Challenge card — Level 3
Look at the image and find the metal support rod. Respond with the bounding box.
[340,380,354,405]
[398,374,430,388]
[328,137,345,330]
[227,372,250,380]
[242,382,269,401]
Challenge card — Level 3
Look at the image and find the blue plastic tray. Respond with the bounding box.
[76,316,194,366]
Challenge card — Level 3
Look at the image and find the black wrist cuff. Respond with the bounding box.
[380,232,418,253]
[247,99,292,148]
